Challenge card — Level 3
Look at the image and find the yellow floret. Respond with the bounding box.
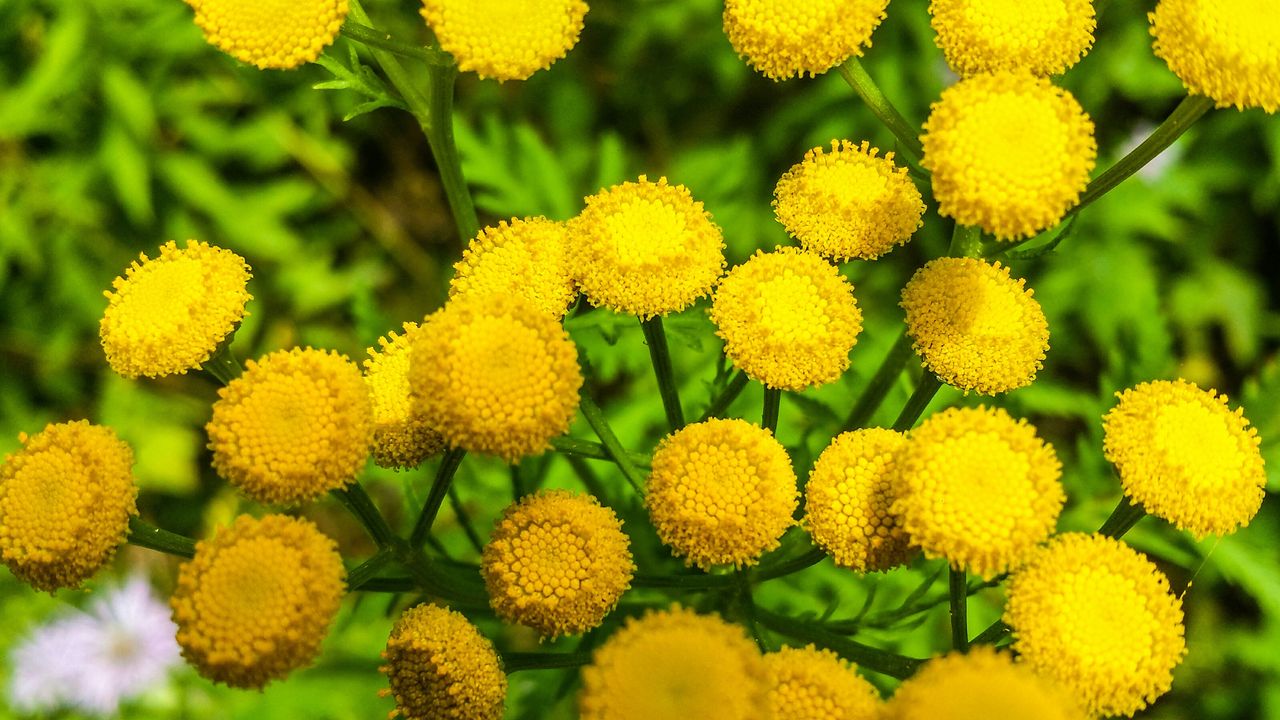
[1102,379,1266,537]
[100,240,252,379]
[0,421,137,592]
[365,323,446,470]
[766,645,882,720]
[481,490,634,638]
[723,0,889,80]
[929,0,1096,76]
[450,217,578,319]
[170,514,346,688]
[420,0,588,82]
[883,646,1087,720]
[381,603,507,720]
[207,347,372,505]
[185,0,348,69]
[921,72,1096,240]
[1150,0,1280,113]
[1005,533,1187,717]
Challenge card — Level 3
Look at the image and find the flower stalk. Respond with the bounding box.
[640,315,686,431]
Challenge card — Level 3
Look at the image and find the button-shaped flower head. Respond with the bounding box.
[766,645,883,720]
[884,646,1086,720]
[1150,0,1280,113]
[185,0,348,69]
[450,217,578,319]
[364,323,446,470]
[723,0,890,80]
[929,0,1096,76]
[381,603,507,720]
[421,0,588,81]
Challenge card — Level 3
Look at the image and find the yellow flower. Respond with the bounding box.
[929,0,1096,77]
[723,0,889,80]
[568,176,725,319]
[100,240,252,379]
[805,429,914,572]
[773,140,925,261]
[365,323,446,470]
[710,247,863,391]
[185,0,348,70]
[900,257,1049,395]
[579,605,769,720]
[0,421,137,592]
[921,72,1096,240]
[1150,0,1280,113]
[481,490,634,638]
[381,603,507,720]
[421,0,588,82]
[892,406,1063,578]
[1102,379,1266,537]
[646,418,797,569]
[450,217,578,319]
[171,514,346,688]
[883,646,1086,720]
[1005,533,1187,717]
[766,645,882,720]
[410,294,581,462]
[207,348,372,505]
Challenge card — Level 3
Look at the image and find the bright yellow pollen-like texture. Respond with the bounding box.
[646,418,797,569]
[773,140,925,261]
[580,606,770,720]
[723,0,889,80]
[805,429,914,573]
[766,645,882,720]
[409,294,582,463]
[1005,533,1187,718]
[900,257,1049,395]
[364,323,446,470]
[421,0,587,82]
[1150,0,1280,113]
[891,406,1063,578]
[450,217,578,319]
[921,72,1096,241]
[929,0,1096,76]
[207,347,372,505]
[568,176,725,319]
[186,0,347,69]
[171,514,346,689]
[381,603,507,720]
[710,247,863,391]
[0,421,137,592]
[481,490,634,638]
[883,646,1087,720]
[100,240,252,379]
[1103,379,1266,537]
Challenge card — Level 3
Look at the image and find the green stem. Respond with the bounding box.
[578,393,647,495]
[756,607,924,679]
[640,316,685,431]
[892,373,942,431]
[201,342,243,386]
[971,620,1012,646]
[127,517,196,559]
[331,482,397,548]
[632,546,826,590]
[447,482,486,555]
[501,652,593,673]
[347,550,393,590]
[737,569,769,652]
[949,566,969,651]
[409,447,467,549]
[758,546,826,581]
[700,369,751,421]
[949,223,984,258]
[762,386,781,435]
[844,330,914,430]
[549,436,652,468]
[838,57,924,164]
[340,22,452,66]
[1098,495,1147,539]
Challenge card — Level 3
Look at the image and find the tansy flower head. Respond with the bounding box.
[710,247,863,391]
[900,257,1049,395]
[1150,0,1280,113]
[100,240,251,379]
[364,323,446,470]
[421,0,588,82]
[207,347,372,505]
[481,490,634,638]
[0,421,137,592]
[1005,533,1187,717]
[766,645,882,720]
[892,406,1063,578]
[450,217,578,319]
[568,176,725,319]
[773,140,925,261]
[409,294,582,462]
[921,72,1096,240]
[1103,379,1266,537]
[723,0,889,80]
[579,605,769,720]
[883,646,1086,720]
[381,604,507,720]
[185,0,348,69]
[170,514,346,689]
[805,429,914,573]
[929,0,1096,77]
[646,418,797,569]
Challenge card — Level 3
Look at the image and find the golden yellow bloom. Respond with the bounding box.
[0,421,137,592]
[892,406,1062,578]
[1103,379,1266,537]
[883,646,1086,720]
[805,429,913,572]
[381,603,507,720]
[100,240,251,379]
[410,294,581,462]
[929,0,1096,76]
[1005,533,1187,717]
[171,514,346,688]
[1150,0,1280,113]
[900,257,1049,395]
[421,0,588,82]
[710,247,863,391]
[723,0,889,80]
[773,140,925,261]
[568,176,725,319]
[921,72,1096,240]
[580,606,769,720]
[646,418,797,569]
[450,217,578,319]
[186,0,348,69]
[365,323,446,470]
[481,490,634,638]
[766,645,882,720]
[207,347,372,505]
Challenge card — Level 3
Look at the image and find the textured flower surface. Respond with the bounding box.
[450,217,578,318]
[723,0,889,79]
[1150,0,1280,113]
[929,0,1096,76]
[185,0,348,69]
[421,0,588,81]
[381,603,507,720]
[365,323,446,470]
[765,645,882,720]
[884,646,1086,720]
